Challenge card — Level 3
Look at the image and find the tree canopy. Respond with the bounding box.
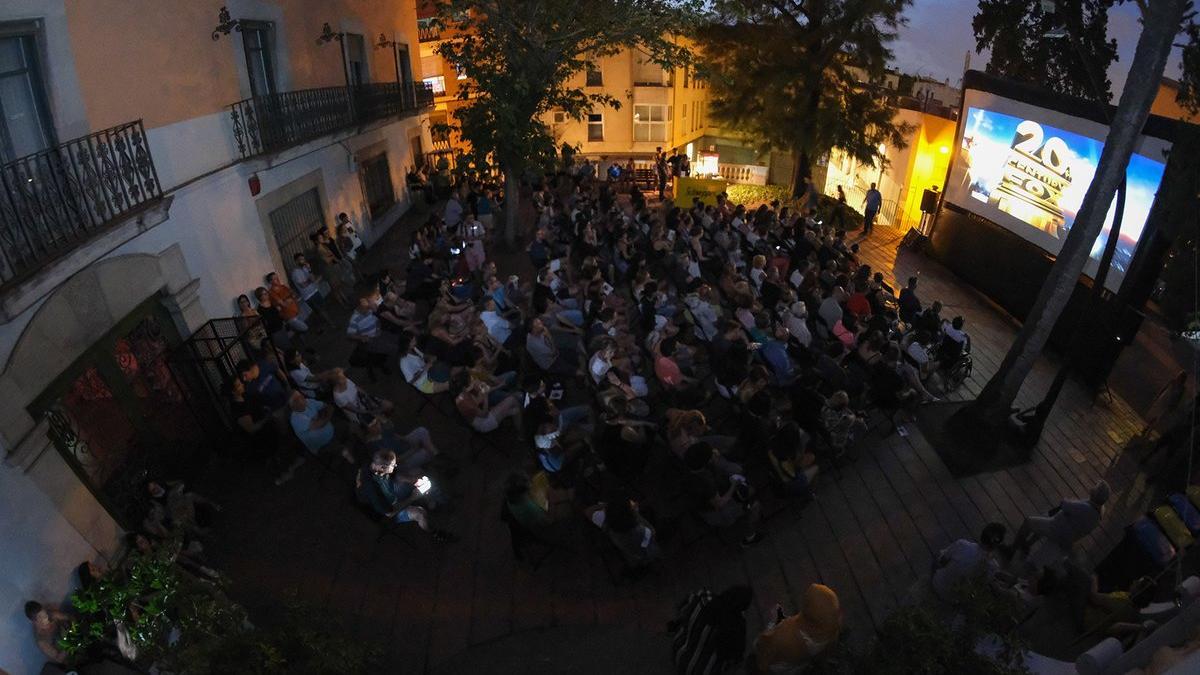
[696,0,914,197]
[973,0,1119,101]
[434,0,698,242]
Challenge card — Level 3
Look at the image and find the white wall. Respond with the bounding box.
[0,112,425,368]
[0,459,106,675]
[0,113,424,675]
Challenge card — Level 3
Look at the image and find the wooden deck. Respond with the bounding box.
[200,213,1158,674]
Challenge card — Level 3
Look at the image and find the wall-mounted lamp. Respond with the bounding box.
[211,6,245,41]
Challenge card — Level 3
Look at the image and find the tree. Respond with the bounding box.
[961,0,1194,435]
[435,0,697,247]
[974,0,1119,101]
[696,0,914,198]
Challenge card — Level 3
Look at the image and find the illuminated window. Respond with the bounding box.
[423,75,446,95]
[587,113,604,141]
[633,104,669,142]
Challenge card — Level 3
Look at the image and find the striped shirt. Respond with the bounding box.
[346,310,379,339]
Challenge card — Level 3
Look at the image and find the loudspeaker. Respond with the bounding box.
[920,188,940,214]
[900,227,930,252]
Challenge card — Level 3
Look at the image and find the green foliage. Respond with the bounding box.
[725,183,793,206]
[59,544,180,660]
[1179,19,1200,113]
[59,541,378,674]
[973,0,1118,102]
[697,0,915,194]
[434,0,700,172]
[857,579,1029,675]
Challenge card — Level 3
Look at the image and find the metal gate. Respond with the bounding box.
[267,187,325,265]
[360,153,395,219]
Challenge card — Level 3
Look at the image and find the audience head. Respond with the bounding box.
[287,390,307,411]
[1089,480,1111,507]
[907,276,918,290]
[952,316,965,330]
[371,449,397,475]
[828,390,850,410]
[979,523,1007,550]
[236,358,259,382]
[24,601,45,623]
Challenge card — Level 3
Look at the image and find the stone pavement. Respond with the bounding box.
[198,206,1163,674]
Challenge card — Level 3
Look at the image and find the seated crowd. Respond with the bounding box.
[34,168,986,672]
[222,168,983,670]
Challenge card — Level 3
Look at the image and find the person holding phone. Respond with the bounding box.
[356,449,455,543]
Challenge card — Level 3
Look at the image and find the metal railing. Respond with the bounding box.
[229,82,433,159]
[418,22,440,42]
[0,120,162,289]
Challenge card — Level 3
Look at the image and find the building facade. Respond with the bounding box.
[0,2,432,672]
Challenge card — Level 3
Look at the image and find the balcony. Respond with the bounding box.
[0,120,163,290]
[229,82,434,160]
[418,23,441,42]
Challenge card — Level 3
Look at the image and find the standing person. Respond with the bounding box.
[1012,481,1110,561]
[444,186,464,233]
[669,585,754,675]
[655,147,669,200]
[266,272,312,334]
[476,186,495,236]
[335,212,367,281]
[290,253,333,323]
[862,182,882,236]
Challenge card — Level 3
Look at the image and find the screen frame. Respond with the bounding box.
[934,70,1179,293]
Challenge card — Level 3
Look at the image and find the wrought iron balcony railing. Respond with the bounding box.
[418,22,441,42]
[229,82,434,159]
[0,120,162,289]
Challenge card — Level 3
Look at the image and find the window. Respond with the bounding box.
[0,31,54,161]
[683,66,690,89]
[634,56,670,86]
[682,103,688,118]
[359,153,395,219]
[587,113,603,141]
[268,188,326,266]
[455,65,467,80]
[240,22,277,98]
[552,110,568,125]
[586,63,602,87]
[633,104,669,142]
[396,43,413,86]
[345,33,367,86]
[423,75,446,95]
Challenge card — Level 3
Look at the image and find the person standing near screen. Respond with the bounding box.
[862,183,882,237]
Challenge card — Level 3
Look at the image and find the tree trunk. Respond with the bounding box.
[962,0,1189,432]
[503,163,520,249]
[789,149,811,200]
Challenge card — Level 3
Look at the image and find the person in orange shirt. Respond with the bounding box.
[754,584,843,672]
[266,272,309,332]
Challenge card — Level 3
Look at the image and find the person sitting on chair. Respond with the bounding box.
[356,449,455,543]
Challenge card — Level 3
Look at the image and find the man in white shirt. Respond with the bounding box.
[685,288,720,342]
[444,188,464,229]
[290,253,330,325]
[480,298,513,346]
[1014,481,1109,558]
[785,301,812,348]
[931,523,1007,602]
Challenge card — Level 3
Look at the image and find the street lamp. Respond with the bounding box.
[316,22,351,89]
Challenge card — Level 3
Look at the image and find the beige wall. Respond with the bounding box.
[1150,80,1198,124]
[65,0,423,133]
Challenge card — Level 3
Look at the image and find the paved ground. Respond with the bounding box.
[198,202,1166,674]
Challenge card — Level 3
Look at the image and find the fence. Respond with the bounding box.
[229,82,434,159]
[0,120,163,289]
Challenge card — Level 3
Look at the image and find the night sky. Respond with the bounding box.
[892,0,1188,98]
